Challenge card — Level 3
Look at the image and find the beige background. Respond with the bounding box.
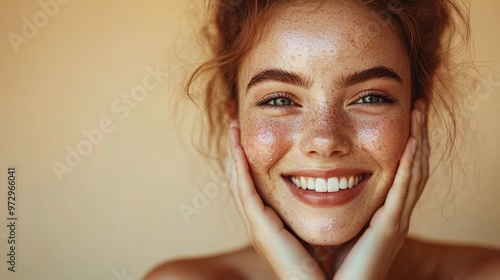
[0,1,499,279]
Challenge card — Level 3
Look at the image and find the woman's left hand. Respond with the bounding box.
[333,100,429,280]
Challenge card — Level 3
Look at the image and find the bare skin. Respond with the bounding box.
[144,239,500,280]
[146,1,500,279]
[224,2,424,276]
[144,108,500,279]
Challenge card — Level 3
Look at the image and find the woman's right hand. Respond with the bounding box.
[228,120,326,280]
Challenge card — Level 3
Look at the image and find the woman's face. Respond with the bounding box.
[237,1,412,245]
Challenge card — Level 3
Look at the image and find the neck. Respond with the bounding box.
[303,242,350,279]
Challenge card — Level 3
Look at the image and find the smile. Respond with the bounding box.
[288,175,365,193]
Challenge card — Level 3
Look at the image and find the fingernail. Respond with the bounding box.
[412,138,417,154]
[229,119,239,129]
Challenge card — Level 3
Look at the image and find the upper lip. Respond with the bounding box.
[282,168,372,178]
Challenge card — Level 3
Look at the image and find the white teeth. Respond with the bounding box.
[348,176,354,189]
[339,178,347,190]
[316,178,327,193]
[289,174,365,193]
[307,178,315,190]
[327,177,339,192]
[300,177,307,189]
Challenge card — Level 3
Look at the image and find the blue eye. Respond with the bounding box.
[268,97,293,106]
[359,95,382,103]
[356,92,395,105]
[257,93,295,107]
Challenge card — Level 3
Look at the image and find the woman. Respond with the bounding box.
[146,0,500,279]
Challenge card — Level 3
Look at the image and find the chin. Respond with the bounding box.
[281,210,371,246]
[254,173,386,247]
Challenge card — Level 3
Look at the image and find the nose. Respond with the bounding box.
[299,108,351,158]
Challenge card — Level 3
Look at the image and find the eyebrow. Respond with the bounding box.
[247,69,312,92]
[246,66,402,92]
[340,66,402,87]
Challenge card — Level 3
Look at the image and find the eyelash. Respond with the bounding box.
[356,91,396,105]
[255,91,396,108]
[256,92,296,107]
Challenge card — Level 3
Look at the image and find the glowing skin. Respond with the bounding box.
[236,1,412,246]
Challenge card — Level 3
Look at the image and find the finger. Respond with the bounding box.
[228,121,268,219]
[419,103,430,194]
[227,156,239,201]
[400,106,424,220]
[413,100,430,190]
[380,135,417,223]
[409,106,423,192]
[226,158,252,232]
[226,125,244,216]
[400,100,431,220]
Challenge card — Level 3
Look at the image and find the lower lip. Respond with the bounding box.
[284,176,369,207]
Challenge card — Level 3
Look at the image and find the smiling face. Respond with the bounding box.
[236,1,412,245]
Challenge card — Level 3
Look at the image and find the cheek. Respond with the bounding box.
[357,115,409,174]
[240,117,290,176]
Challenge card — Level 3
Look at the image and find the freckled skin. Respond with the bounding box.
[237,1,411,245]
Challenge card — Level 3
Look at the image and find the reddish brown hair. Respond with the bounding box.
[187,0,471,164]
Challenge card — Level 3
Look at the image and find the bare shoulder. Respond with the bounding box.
[143,245,274,280]
[389,237,500,280]
[430,238,500,279]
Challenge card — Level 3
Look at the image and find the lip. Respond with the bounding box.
[282,168,371,179]
[282,169,371,207]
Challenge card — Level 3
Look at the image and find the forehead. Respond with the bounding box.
[239,1,409,86]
